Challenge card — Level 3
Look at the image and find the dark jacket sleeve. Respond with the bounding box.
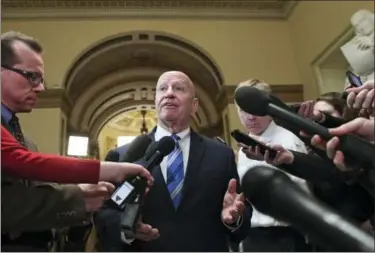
[1,179,88,232]
[278,151,339,183]
[228,150,251,242]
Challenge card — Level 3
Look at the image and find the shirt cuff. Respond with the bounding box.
[222,215,243,232]
[120,232,135,245]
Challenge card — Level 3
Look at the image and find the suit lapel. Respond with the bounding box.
[179,131,205,209]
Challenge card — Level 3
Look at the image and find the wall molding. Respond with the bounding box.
[2,1,298,20]
[37,84,304,117]
[218,84,304,107]
[35,88,72,116]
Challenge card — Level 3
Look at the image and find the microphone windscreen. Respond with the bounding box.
[234,86,271,116]
[105,150,120,162]
[144,142,158,161]
[157,136,176,156]
[241,165,285,200]
[121,135,152,163]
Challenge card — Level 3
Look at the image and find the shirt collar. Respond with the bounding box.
[154,125,190,142]
[1,104,14,124]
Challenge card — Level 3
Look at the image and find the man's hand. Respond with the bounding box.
[221,179,245,225]
[309,117,374,172]
[264,144,294,166]
[78,181,115,212]
[133,216,159,242]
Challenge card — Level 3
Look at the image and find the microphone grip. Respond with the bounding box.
[120,202,141,239]
[339,134,375,169]
[268,104,332,140]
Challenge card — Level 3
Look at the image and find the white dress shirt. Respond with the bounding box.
[237,121,310,228]
[154,126,191,180]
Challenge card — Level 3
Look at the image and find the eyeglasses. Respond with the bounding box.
[1,65,44,87]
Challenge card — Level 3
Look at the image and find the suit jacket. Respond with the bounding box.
[1,126,100,184]
[95,129,251,252]
[1,121,90,233]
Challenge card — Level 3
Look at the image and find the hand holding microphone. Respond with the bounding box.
[120,136,175,241]
[234,86,375,170]
[311,117,374,172]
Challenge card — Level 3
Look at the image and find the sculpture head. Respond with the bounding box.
[351,10,374,36]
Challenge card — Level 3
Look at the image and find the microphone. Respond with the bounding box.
[120,135,153,163]
[104,150,120,162]
[109,135,152,209]
[235,86,375,170]
[120,136,176,238]
[242,165,375,252]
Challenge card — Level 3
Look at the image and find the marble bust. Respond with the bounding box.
[341,9,374,86]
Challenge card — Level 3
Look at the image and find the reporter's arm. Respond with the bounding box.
[2,182,89,232]
[1,126,100,184]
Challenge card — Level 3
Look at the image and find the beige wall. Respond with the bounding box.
[288,0,374,99]
[1,19,301,87]
[3,1,373,154]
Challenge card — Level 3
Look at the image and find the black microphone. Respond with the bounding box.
[235,86,375,170]
[120,136,175,238]
[242,165,375,252]
[109,135,152,209]
[120,135,153,163]
[104,150,120,162]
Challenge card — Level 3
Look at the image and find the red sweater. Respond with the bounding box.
[1,126,100,184]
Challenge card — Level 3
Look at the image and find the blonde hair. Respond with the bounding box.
[234,79,271,107]
[235,78,272,93]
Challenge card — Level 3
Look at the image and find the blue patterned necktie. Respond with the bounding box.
[166,134,184,209]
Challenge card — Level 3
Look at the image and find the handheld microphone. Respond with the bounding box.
[235,86,375,170]
[242,165,375,252]
[120,136,176,238]
[109,135,152,209]
[120,135,153,163]
[104,150,120,162]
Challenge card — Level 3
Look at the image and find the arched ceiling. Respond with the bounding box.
[107,108,158,134]
[65,31,224,139]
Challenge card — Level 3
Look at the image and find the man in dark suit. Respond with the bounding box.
[95,71,251,251]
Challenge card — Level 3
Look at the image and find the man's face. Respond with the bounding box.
[1,41,45,113]
[237,107,272,135]
[155,71,198,125]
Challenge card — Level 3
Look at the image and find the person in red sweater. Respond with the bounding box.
[1,125,153,185]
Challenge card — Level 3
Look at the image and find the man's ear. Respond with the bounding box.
[191,97,199,115]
